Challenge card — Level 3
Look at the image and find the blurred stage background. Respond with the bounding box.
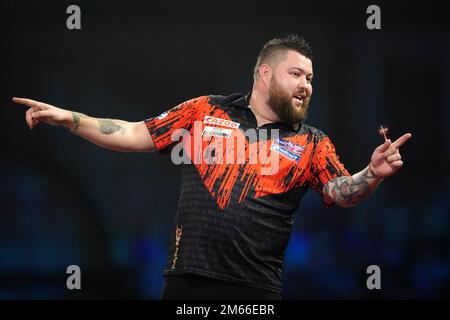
[1,0,449,299]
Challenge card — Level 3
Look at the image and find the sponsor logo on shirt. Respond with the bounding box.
[204,116,240,129]
[202,126,233,138]
[271,138,305,162]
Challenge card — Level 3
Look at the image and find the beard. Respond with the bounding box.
[266,76,310,125]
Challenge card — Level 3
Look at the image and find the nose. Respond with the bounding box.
[297,76,310,92]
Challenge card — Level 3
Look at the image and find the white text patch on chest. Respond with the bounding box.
[202,126,233,138]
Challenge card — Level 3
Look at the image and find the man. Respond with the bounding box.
[13,34,411,300]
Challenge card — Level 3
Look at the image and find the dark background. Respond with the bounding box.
[1,0,449,299]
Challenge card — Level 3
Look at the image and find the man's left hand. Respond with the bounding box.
[369,132,412,179]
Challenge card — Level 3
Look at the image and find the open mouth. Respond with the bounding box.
[293,95,304,105]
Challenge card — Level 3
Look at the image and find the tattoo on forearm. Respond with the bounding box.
[72,112,87,131]
[324,167,379,206]
[70,112,126,136]
[98,119,126,135]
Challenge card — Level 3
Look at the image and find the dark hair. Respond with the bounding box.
[253,34,313,80]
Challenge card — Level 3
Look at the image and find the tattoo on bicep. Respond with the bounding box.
[325,167,376,205]
[98,119,126,135]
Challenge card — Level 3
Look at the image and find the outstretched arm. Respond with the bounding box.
[13,97,156,153]
[323,132,412,208]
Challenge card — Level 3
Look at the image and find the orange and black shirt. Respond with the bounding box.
[144,92,350,293]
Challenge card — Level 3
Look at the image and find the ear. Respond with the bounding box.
[258,64,272,83]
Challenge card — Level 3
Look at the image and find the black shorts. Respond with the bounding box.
[160,274,281,300]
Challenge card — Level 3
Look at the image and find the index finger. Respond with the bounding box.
[12,97,39,108]
[392,133,412,148]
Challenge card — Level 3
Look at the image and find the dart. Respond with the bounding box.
[378,125,389,142]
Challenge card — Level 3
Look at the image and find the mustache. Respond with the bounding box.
[293,91,308,99]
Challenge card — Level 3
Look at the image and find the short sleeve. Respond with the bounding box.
[144,96,206,153]
[307,136,350,206]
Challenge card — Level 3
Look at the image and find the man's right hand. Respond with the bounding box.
[12,97,73,130]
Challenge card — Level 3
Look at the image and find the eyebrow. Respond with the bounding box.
[290,67,314,78]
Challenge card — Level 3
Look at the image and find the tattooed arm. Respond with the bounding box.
[13,97,156,153]
[68,112,155,153]
[323,132,412,208]
[323,166,382,208]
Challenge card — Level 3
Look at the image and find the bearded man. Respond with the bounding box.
[13,34,411,300]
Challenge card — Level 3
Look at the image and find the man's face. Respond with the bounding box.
[266,50,313,124]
